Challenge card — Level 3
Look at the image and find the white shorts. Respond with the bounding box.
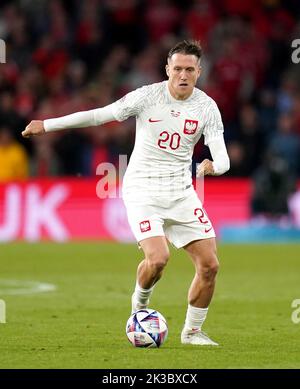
[124,190,216,249]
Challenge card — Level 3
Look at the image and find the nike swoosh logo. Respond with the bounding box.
[205,226,213,233]
[149,118,163,123]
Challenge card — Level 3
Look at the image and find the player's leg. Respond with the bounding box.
[181,237,219,345]
[123,201,168,312]
[138,236,170,288]
[163,190,219,344]
[185,237,219,308]
[132,236,169,313]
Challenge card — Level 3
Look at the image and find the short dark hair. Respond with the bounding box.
[167,40,202,62]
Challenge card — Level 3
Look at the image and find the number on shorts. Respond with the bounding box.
[194,208,209,224]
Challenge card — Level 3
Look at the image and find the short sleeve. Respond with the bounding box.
[203,99,224,145]
[111,85,149,122]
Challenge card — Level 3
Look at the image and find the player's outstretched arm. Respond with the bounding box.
[22,104,116,138]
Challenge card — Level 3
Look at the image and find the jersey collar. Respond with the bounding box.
[165,81,195,103]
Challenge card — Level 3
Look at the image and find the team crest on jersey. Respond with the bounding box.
[183,119,198,134]
[140,220,151,233]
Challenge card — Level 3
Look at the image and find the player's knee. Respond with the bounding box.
[146,249,169,273]
[209,259,219,277]
[199,257,219,282]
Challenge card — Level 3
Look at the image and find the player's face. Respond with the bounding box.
[166,53,201,100]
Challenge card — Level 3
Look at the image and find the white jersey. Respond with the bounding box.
[111,81,224,203]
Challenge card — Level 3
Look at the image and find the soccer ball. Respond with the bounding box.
[126,308,168,348]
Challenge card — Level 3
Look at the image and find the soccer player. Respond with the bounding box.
[22,40,230,346]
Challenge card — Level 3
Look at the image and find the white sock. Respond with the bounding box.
[133,282,154,306]
[183,304,208,331]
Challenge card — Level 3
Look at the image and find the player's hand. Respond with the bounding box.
[22,120,45,138]
[196,159,215,177]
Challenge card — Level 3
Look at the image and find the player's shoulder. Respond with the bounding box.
[134,81,166,95]
[189,88,222,124]
[193,87,218,108]
[131,81,166,106]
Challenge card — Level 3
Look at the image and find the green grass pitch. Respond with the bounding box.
[0,242,299,369]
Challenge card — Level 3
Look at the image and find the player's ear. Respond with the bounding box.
[165,64,170,77]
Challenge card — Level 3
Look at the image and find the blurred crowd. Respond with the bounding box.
[1,0,300,183]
